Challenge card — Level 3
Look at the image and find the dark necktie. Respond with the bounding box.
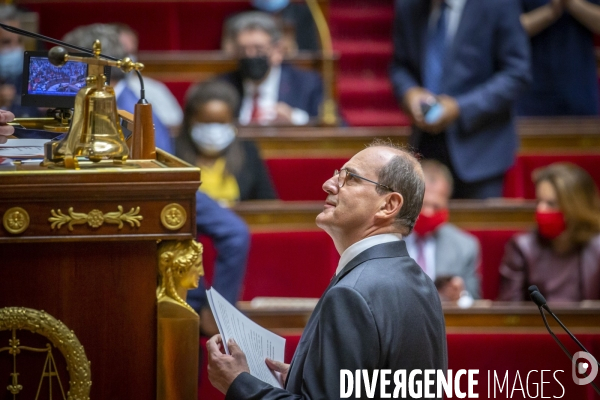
[423,1,448,95]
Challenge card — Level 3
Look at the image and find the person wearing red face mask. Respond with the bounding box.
[405,160,481,302]
[498,163,600,301]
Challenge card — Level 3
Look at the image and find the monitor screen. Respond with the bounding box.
[27,56,87,96]
[21,51,111,109]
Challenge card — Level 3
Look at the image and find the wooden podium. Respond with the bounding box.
[0,150,200,399]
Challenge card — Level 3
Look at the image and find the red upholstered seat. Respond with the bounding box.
[467,229,520,301]
[200,231,338,301]
[201,228,523,302]
[265,158,347,201]
[241,231,338,300]
[163,81,194,108]
[24,2,252,51]
[503,154,600,199]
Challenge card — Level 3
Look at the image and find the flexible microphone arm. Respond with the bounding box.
[529,285,599,364]
[0,22,146,101]
[528,286,600,395]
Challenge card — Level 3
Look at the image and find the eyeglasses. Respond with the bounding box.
[333,168,394,192]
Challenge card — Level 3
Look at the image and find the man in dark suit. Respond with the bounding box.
[390,0,531,199]
[207,141,447,399]
[220,11,322,126]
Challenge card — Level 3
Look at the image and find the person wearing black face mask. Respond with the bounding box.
[219,11,323,126]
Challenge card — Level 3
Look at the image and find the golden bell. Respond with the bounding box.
[52,41,129,169]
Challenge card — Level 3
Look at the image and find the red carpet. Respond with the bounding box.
[330,0,410,126]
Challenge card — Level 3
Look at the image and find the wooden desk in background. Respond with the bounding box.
[233,198,536,231]
[140,50,338,84]
[237,299,600,334]
[235,117,600,158]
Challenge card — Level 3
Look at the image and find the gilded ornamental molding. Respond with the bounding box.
[49,205,143,231]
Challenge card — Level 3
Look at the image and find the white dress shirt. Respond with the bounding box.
[238,65,309,126]
[335,234,403,276]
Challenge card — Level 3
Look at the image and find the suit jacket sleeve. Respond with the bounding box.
[454,0,531,134]
[497,236,528,301]
[389,2,421,101]
[226,285,380,400]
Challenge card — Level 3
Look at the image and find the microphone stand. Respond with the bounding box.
[529,287,600,395]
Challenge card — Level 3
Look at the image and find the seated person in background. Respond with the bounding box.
[114,24,184,131]
[0,5,40,117]
[63,24,174,153]
[405,160,481,303]
[499,163,600,301]
[517,0,600,116]
[219,11,323,126]
[175,79,277,206]
[223,0,319,56]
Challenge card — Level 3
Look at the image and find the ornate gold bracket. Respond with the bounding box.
[0,307,91,400]
[49,205,143,231]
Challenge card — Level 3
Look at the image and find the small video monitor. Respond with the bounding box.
[21,51,111,109]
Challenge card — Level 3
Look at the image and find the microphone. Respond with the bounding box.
[0,22,146,101]
[528,285,547,308]
[529,286,600,394]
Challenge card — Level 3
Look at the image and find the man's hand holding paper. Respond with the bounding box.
[207,335,250,394]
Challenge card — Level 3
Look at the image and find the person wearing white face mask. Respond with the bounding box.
[175,79,277,206]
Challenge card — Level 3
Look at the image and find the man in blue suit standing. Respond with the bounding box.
[220,12,323,126]
[390,0,531,199]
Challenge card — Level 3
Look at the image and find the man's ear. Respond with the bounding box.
[377,192,403,222]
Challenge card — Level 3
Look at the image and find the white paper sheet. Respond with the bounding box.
[0,139,48,158]
[207,287,286,388]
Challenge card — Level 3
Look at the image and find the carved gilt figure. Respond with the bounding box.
[157,239,203,315]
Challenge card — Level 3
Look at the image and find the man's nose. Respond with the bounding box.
[322,176,339,195]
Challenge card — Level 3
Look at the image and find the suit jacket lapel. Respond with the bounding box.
[277,64,290,104]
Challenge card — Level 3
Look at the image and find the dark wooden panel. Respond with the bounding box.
[139,51,338,82]
[0,241,157,400]
[233,118,600,158]
[237,300,600,331]
[233,199,537,231]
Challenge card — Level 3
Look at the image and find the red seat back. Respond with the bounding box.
[467,229,521,300]
[265,158,348,201]
[25,2,252,51]
[503,154,600,199]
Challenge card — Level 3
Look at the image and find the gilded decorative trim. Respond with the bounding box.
[0,307,91,400]
[160,203,187,231]
[49,205,143,231]
[2,207,30,234]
